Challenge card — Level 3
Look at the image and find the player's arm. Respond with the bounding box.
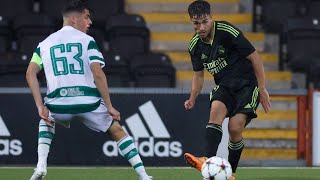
[185,70,204,110]
[26,61,51,125]
[90,63,111,107]
[87,39,120,120]
[26,62,42,108]
[225,21,271,113]
[247,51,271,113]
[90,63,120,121]
[247,51,265,91]
[185,36,204,110]
[188,70,204,102]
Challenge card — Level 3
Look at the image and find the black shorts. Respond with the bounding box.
[210,79,259,124]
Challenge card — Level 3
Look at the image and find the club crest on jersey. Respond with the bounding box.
[218,45,225,55]
[60,89,68,96]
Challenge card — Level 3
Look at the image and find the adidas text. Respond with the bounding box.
[103,137,182,157]
[0,115,23,156]
[103,101,183,158]
[0,139,22,156]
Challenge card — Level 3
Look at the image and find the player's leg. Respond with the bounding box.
[206,86,232,157]
[184,86,230,171]
[228,113,246,175]
[81,105,152,180]
[30,119,55,180]
[228,85,259,179]
[206,100,228,157]
[107,121,152,180]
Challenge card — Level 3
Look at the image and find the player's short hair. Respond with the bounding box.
[61,0,92,16]
[188,0,211,18]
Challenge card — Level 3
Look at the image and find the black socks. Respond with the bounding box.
[205,123,223,158]
[228,139,244,173]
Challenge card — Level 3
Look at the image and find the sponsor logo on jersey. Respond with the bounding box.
[201,54,208,60]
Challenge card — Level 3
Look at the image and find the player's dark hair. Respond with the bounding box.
[62,0,92,15]
[188,0,211,18]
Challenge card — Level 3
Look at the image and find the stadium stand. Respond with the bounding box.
[308,0,320,17]
[253,0,307,33]
[0,0,34,21]
[130,52,176,87]
[103,52,131,87]
[39,0,124,29]
[87,0,124,28]
[0,53,30,87]
[282,17,320,88]
[105,14,150,61]
[13,14,55,54]
[38,0,66,30]
[0,17,11,53]
[87,27,105,52]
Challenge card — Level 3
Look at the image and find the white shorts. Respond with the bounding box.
[48,103,114,132]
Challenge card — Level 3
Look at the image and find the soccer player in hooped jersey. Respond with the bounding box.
[183,1,271,179]
[26,1,152,180]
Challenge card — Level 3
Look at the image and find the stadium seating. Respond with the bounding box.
[130,52,176,87]
[0,0,34,21]
[0,0,35,52]
[103,52,131,87]
[39,0,125,51]
[39,0,124,28]
[0,53,30,87]
[88,0,124,28]
[13,14,55,55]
[307,0,320,17]
[0,17,11,53]
[39,0,68,25]
[309,63,320,88]
[105,14,150,61]
[87,28,105,52]
[282,17,320,87]
[254,0,306,33]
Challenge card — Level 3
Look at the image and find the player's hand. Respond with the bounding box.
[38,105,53,126]
[259,88,271,113]
[184,99,195,110]
[108,106,121,121]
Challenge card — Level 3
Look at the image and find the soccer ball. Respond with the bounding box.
[201,156,232,180]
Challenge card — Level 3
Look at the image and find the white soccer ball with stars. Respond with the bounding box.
[201,156,232,180]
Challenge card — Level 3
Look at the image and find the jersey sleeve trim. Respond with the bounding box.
[216,22,239,38]
[30,47,43,70]
[188,34,200,52]
[87,40,101,52]
[89,56,104,62]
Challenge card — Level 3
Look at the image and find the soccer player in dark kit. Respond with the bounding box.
[183,1,271,179]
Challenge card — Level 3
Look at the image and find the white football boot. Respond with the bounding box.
[30,161,47,180]
[139,175,153,180]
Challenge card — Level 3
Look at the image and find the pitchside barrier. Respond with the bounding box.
[0,88,315,166]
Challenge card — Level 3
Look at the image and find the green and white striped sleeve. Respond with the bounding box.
[87,40,105,68]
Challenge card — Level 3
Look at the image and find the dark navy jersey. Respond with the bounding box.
[188,21,256,85]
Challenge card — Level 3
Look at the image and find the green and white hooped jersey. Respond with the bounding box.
[30,26,105,114]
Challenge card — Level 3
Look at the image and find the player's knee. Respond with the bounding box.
[108,122,126,140]
[209,109,226,125]
[228,126,242,137]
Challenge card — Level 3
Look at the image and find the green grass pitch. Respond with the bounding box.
[0,167,319,180]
